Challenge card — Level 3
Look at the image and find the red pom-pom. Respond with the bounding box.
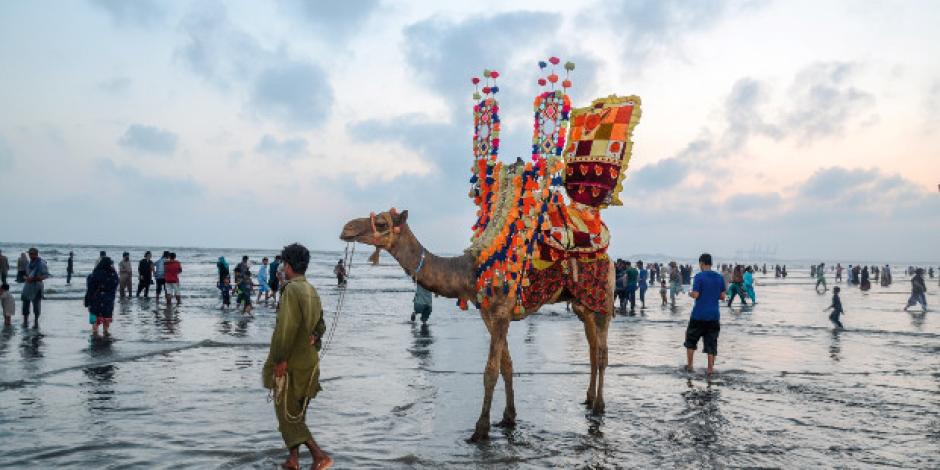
[548,57,560,65]
[537,78,547,86]
[472,77,480,85]
[490,71,499,78]
[547,74,558,84]
[562,79,571,88]
[482,86,491,94]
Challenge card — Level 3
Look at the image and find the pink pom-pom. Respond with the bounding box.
[490,71,499,78]
[482,86,491,94]
[472,77,480,85]
[537,78,547,86]
[548,57,560,65]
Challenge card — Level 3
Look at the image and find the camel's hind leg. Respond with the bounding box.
[574,305,599,405]
[592,311,610,415]
[469,309,509,442]
[591,260,616,415]
[495,341,517,427]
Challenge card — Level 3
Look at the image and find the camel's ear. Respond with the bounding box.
[397,210,409,225]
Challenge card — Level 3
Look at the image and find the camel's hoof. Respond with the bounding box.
[591,402,606,416]
[467,430,490,443]
[495,417,517,429]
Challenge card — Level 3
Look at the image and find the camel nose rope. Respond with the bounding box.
[319,241,354,361]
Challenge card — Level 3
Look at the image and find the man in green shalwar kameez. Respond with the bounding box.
[263,243,332,470]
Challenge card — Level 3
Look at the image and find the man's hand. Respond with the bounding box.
[274,361,288,377]
[309,335,318,346]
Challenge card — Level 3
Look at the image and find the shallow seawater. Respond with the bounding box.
[0,245,938,468]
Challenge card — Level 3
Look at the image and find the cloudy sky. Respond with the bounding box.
[0,0,938,262]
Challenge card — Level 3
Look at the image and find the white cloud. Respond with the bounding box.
[118,124,178,155]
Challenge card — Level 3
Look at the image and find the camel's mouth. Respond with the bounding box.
[339,219,371,243]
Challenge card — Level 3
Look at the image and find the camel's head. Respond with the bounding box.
[339,208,409,248]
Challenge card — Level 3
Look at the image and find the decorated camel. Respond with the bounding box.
[340,58,641,442]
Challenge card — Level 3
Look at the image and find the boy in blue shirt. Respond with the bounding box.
[684,253,726,376]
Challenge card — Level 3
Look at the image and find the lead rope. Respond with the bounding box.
[273,241,355,423]
[321,242,354,360]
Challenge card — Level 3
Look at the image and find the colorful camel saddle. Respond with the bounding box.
[537,202,609,259]
[464,59,640,316]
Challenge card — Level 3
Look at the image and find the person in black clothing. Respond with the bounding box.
[824,286,845,329]
[66,251,74,285]
[136,251,154,298]
[334,260,347,286]
[903,269,928,313]
[269,256,282,303]
[85,257,119,336]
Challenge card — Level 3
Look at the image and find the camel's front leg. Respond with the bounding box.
[495,341,516,427]
[592,311,610,415]
[470,313,509,442]
[575,305,599,405]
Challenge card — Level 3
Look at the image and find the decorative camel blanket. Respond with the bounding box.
[523,256,611,315]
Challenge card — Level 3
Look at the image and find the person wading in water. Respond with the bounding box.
[263,243,332,470]
[333,260,347,287]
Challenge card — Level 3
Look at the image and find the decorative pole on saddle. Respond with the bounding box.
[465,58,575,315]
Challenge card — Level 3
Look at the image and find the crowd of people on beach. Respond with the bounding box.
[0,247,934,334]
[607,254,934,337]
[614,260,696,314]
[216,255,284,315]
[0,248,296,333]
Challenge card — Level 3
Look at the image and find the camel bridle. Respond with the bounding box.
[370,209,402,250]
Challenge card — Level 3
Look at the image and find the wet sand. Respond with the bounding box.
[0,246,937,468]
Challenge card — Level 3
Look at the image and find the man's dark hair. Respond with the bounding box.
[97,256,113,270]
[100,250,106,257]
[698,253,713,266]
[145,251,151,256]
[242,255,249,262]
[163,251,170,257]
[625,261,631,266]
[1,283,9,291]
[833,286,840,293]
[281,243,310,274]
[123,252,129,258]
[170,253,177,260]
[275,255,281,260]
[637,261,643,268]
[28,247,38,255]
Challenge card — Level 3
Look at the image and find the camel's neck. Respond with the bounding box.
[386,225,477,301]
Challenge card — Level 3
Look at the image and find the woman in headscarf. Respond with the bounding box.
[85,257,119,336]
[744,266,757,303]
[217,256,230,285]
